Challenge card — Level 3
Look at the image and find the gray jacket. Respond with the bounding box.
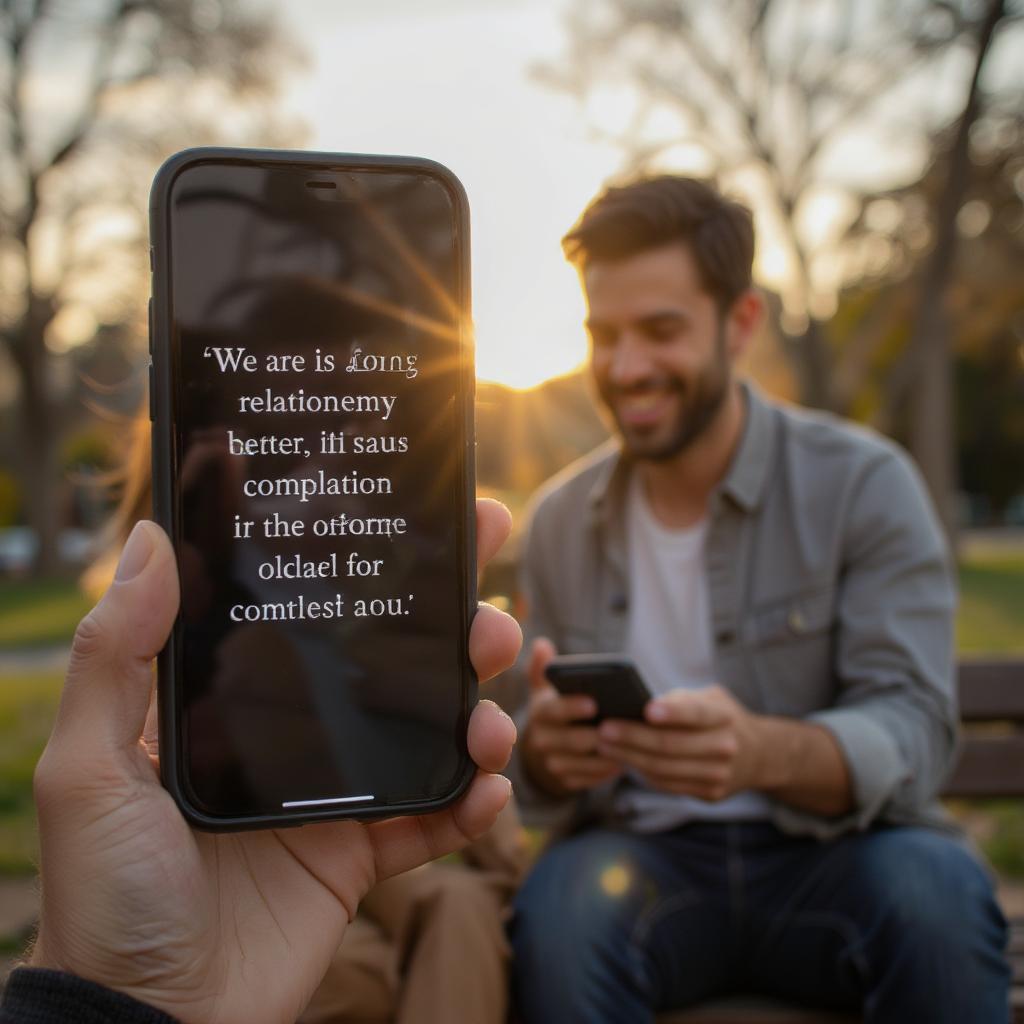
[506,382,959,840]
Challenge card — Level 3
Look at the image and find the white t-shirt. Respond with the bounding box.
[615,473,771,830]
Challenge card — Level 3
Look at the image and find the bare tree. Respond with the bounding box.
[830,98,1024,509]
[542,0,1023,534]
[899,0,1009,535]
[542,1,1010,405]
[0,0,303,575]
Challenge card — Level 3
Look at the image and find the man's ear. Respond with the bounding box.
[724,289,763,361]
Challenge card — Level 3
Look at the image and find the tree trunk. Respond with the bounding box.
[11,290,62,577]
[909,298,956,535]
[905,0,1006,542]
[22,423,62,578]
[788,317,835,412]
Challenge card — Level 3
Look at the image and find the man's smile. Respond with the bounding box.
[612,386,678,429]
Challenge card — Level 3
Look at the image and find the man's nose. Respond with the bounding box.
[608,334,654,387]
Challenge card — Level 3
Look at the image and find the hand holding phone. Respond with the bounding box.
[595,683,770,803]
[543,653,653,722]
[29,509,520,1024]
[150,148,478,829]
[521,639,624,798]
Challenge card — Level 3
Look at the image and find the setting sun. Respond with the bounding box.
[281,1,619,391]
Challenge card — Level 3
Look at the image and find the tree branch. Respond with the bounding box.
[44,0,137,174]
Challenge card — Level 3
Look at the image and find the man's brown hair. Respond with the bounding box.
[562,176,755,311]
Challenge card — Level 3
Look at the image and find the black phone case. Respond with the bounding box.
[544,657,652,721]
[149,147,478,831]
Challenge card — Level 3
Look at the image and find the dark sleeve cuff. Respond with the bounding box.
[0,968,180,1024]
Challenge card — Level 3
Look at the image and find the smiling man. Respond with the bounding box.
[506,176,1009,1023]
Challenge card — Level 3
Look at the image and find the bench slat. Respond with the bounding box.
[943,736,1024,797]
[958,660,1024,721]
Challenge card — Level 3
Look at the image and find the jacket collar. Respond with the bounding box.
[585,379,778,522]
[720,380,778,512]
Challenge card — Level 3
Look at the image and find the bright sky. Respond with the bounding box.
[24,1,1021,384]
[277,0,621,389]
[265,0,1023,390]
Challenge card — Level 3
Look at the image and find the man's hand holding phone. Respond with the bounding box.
[595,685,766,801]
[521,639,623,797]
[523,649,763,802]
[28,500,520,1024]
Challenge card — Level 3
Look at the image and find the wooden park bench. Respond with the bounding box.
[657,657,1024,1024]
[3,662,1021,1022]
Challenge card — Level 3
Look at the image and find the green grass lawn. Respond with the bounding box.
[957,549,1024,654]
[0,549,1020,878]
[0,672,62,875]
[0,578,92,652]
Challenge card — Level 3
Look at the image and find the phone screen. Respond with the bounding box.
[156,155,473,822]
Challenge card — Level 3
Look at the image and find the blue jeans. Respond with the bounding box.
[510,822,1010,1023]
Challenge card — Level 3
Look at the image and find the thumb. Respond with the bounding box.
[52,521,180,760]
[527,636,557,694]
[646,687,732,729]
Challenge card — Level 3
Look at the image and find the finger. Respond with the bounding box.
[531,687,597,724]
[468,603,522,683]
[529,723,601,755]
[544,753,620,777]
[52,521,179,760]
[597,742,730,783]
[475,498,512,571]
[534,689,597,723]
[637,775,730,801]
[562,769,622,791]
[367,771,513,882]
[598,720,736,759]
[466,699,517,774]
[527,636,557,694]
[646,689,732,729]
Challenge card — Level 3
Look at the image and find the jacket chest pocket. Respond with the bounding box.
[743,586,836,714]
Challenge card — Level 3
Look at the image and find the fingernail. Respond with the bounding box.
[648,703,669,722]
[600,722,620,740]
[116,521,155,582]
[499,707,519,742]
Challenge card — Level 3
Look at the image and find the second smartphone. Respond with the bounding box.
[150,148,476,830]
[544,654,653,722]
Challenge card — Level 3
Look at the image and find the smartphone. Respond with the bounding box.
[149,147,476,830]
[543,654,653,722]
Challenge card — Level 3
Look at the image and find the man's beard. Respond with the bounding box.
[603,327,731,463]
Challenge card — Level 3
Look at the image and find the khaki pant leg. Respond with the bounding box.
[360,863,511,1024]
[301,800,528,1024]
[298,914,398,1024]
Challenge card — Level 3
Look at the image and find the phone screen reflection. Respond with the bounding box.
[167,161,472,818]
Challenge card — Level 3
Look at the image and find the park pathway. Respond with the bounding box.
[0,645,69,676]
